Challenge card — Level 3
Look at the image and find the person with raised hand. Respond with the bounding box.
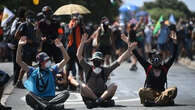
[16,36,70,110]
[77,33,137,109]
[122,30,178,106]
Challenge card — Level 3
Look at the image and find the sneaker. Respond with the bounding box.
[53,104,64,110]
[68,84,77,91]
[100,99,115,107]
[130,64,137,71]
[143,99,155,107]
[166,100,175,106]
[0,104,12,110]
[85,100,98,109]
[16,81,25,89]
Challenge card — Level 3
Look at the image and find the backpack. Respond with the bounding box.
[144,65,168,89]
[85,66,107,84]
[0,70,10,86]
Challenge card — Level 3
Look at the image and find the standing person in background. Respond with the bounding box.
[144,24,153,59]
[65,14,85,90]
[121,18,144,71]
[14,10,39,88]
[156,21,170,60]
[10,7,26,86]
[97,17,114,66]
[38,6,63,63]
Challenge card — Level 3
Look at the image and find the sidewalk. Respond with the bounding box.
[178,57,195,70]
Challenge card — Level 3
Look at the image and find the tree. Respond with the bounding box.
[0,0,119,23]
[143,0,193,20]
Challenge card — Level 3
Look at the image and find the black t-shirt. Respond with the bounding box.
[128,29,136,42]
[39,19,60,41]
[17,22,36,42]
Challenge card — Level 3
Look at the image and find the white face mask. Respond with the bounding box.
[93,67,102,75]
[45,60,51,68]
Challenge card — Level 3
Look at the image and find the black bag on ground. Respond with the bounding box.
[0,70,10,86]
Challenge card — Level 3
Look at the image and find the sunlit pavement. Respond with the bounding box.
[2,62,195,110]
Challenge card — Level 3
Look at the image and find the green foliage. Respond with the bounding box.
[143,0,193,21]
[0,0,119,23]
[147,8,186,20]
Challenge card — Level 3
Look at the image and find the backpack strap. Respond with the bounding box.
[144,65,152,88]
[86,67,92,83]
[162,66,168,89]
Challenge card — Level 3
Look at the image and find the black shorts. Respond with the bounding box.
[158,43,168,51]
[65,47,83,73]
[97,45,112,56]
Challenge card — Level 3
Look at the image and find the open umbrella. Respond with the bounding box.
[119,3,139,12]
[54,4,91,15]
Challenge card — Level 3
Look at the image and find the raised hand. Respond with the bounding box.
[81,33,88,43]
[55,38,63,48]
[41,37,47,42]
[121,34,128,43]
[18,36,27,46]
[128,42,137,51]
[170,31,177,44]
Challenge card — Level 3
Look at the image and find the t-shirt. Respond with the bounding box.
[80,59,120,94]
[157,26,170,44]
[39,19,60,42]
[98,27,112,46]
[24,65,59,97]
[128,29,137,42]
[17,22,37,42]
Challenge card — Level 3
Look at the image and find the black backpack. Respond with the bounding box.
[0,70,10,86]
[144,65,168,89]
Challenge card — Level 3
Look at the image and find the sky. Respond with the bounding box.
[122,0,195,12]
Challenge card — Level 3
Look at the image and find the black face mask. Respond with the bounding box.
[93,60,102,67]
[150,55,162,67]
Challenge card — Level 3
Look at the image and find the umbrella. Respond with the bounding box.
[119,3,139,12]
[169,14,176,24]
[136,11,148,17]
[54,4,91,15]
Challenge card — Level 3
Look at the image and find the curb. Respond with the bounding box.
[1,75,15,106]
[178,58,195,70]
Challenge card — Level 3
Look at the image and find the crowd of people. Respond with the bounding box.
[0,5,194,110]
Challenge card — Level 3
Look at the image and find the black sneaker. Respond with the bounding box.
[130,64,137,71]
[53,104,64,110]
[100,99,115,107]
[166,100,175,106]
[85,100,98,109]
[16,81,25,89]
[68,84,77,91]
[0,104,12,110]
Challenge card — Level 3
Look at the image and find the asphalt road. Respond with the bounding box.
[3,62,195,110]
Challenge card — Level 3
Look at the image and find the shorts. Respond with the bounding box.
[158,43,168,51]
[97,45,112,56]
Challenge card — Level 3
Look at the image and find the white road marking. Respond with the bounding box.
[20,92,140,105]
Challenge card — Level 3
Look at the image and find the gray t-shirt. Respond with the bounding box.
[80,59,120,95]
